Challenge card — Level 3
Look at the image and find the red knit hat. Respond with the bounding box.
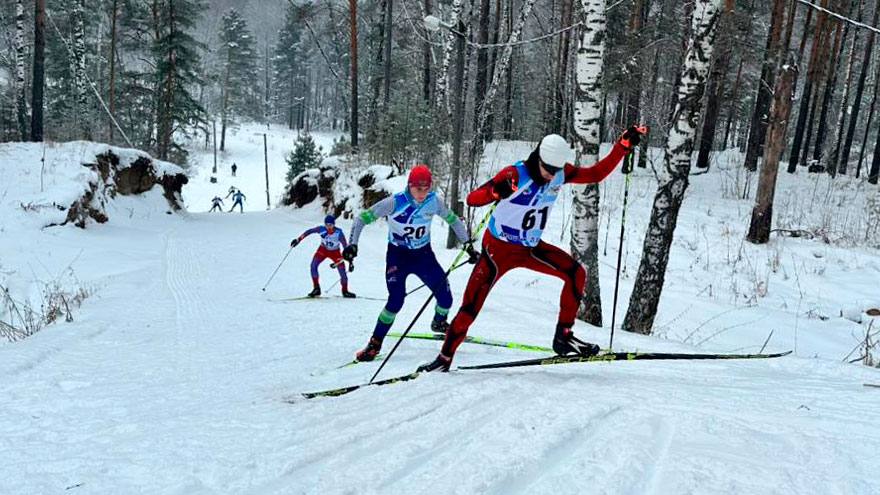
[408,165,433,187]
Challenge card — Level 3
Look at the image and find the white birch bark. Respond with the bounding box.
[15,0,28,140]
[570,0,606,326]
[72,0,88,134]
[623,0,723,334]
[435,0,464,116]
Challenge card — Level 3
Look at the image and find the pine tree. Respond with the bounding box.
[217,9,257,151]
[286,133,324,182]
[273,3,307,130]
[153,0,206,162]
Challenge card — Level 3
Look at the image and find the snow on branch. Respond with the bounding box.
[795,0,880,35]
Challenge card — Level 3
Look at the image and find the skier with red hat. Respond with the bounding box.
[290,214,356,298]
[344,164,479,362]
[417,126,648,372]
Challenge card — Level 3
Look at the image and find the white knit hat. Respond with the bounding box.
[538,134,575,168]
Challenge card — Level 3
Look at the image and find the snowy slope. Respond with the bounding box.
[182,123,343,212]
[1,131,879,494]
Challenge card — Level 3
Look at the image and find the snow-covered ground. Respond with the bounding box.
[1,126,879,494]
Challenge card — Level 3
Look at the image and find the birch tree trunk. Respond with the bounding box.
[570,0,606,326]
[623,0,723,335]
[72,0,88,138]
[15,0,28,141]
[435,0,464,116]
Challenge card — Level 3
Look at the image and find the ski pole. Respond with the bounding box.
[609,152,634,349]
[369,205,496,384]
[261,246,294,292]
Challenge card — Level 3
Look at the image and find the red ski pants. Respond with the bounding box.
[442,231,586,357]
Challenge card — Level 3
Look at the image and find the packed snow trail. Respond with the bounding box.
[1,207,879,494]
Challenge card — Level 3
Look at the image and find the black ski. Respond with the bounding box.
[298,371,421,400]
[298,350,792,400]
[458,350,793,370]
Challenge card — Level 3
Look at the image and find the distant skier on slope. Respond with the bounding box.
[225,186,237,199]
[229,189,246,213]
[343,165,479,362]
[209,196,224,212]
[417,126,648,372]
[291,214,356,298]
[231,163,238,177]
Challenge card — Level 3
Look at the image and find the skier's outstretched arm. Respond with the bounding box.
[349,196,395,246]
[562,143,628,185]
[291,226,322,247]
[563,126,647,184]
[338,229,349,249]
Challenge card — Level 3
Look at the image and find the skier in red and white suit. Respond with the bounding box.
[418,126,647,372]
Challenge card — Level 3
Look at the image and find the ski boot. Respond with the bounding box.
[417,353,452,373]
[355,337,382,362]
[552,326,600,357]
[307,286,321,298]
[341,289,357,299]
[430,319,449,334]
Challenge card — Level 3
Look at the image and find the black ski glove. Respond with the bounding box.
[343,244,358,261]
[492,177,517,200]
[465,241,480,264]
[290,238,300,248]
[618,125,648,151]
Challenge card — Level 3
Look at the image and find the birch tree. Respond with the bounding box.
[14,0,27,140]
[570,0,606,326]
[435,0,464,116]
[72,0,89,138]
[623,0,723,334]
